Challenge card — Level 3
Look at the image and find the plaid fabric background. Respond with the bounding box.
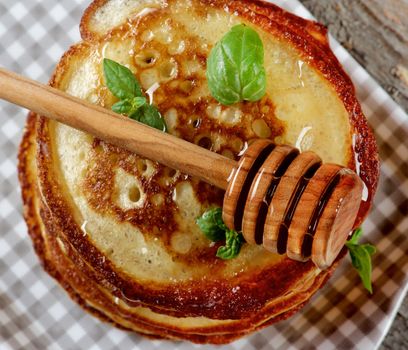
[1,0,407,349]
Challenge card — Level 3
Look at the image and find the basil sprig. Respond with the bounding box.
[206,24,267,105]
[103,58,167,132]
[346,228,376,294]
[111,97,147,115]
[217,229,245,260]
[196,207,244,260]
[198,210,376,292]
[196,207,226,242]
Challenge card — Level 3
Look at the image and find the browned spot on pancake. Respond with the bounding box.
[84,139,178,235]
[194,182,224,207]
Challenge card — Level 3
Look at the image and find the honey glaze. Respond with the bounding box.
[81,3,286,267]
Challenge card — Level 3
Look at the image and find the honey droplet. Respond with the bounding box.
[252,119,271,139]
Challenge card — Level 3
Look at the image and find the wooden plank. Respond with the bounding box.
[300,0,408,112]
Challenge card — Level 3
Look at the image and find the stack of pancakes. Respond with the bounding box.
[18,0,379,344]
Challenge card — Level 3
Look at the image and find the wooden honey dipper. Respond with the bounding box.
[0,68,363,269]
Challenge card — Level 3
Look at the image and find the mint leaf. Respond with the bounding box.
[196,207,226,242]
[216,230,244,260]
[207,24,266,105]
[346,228,376,294]
[103,58,143,100]
[130,104,167,132]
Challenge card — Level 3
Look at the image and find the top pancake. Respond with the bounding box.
[33,0,379,320]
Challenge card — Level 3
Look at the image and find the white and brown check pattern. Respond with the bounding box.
[1,1,407,349]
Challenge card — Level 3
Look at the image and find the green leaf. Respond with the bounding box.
[362,244,376,256]
[206,24,266,105]
[346,227,363,245]
[216,230,244,260]
[347,244,374,294]
[102,59,166,132]
[112,97,147,115]
[196,208,226,242]
[112,100,132,114]
[346,228,376,294]
[197,207,245,260]
[131,104,167,132]
[103,58,143,100]
[132,96,148,109]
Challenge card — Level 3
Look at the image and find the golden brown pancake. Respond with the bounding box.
[20,112,340,344]
[18,0,379,344]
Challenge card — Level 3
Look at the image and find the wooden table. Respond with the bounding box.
[299,1,408,348]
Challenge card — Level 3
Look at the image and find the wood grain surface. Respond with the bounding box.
[301,0,408,113]
[299,1,408,349]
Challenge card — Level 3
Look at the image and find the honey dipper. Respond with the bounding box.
[0,68,363,269]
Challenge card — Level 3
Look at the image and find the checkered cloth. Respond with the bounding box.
[1,0,407,349]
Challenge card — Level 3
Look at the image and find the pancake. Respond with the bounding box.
[20,112,340,344]
[18,0,379,344]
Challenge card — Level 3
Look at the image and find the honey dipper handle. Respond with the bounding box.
[0,68,235,189]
